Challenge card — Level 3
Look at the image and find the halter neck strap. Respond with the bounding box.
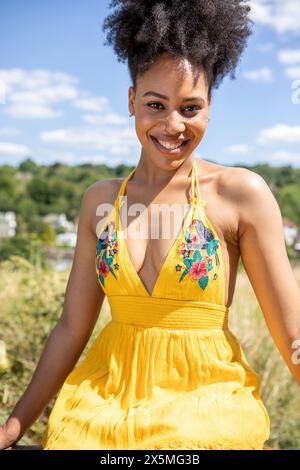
[114,168,135,232]
[118,168,135,199]
[190,160,206,207]
[114,160,206,231]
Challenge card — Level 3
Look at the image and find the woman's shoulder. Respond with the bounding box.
[198,159,265,199]
[212,161,274,240]
[215,163,269,204]
[86,177,124,204]
[84,177,125,237]
[199,159,270,243]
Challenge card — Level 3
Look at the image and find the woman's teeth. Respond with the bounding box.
[157,139,183,150]
[152,136,188,152]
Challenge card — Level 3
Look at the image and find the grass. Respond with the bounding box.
[228,262,300,450]
[0,256,299,449]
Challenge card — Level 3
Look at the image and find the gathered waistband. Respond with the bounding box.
[108,295,229,330]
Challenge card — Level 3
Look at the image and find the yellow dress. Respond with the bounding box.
[40,159,272,450]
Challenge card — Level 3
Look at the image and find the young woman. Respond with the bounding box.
[1,0,300,450]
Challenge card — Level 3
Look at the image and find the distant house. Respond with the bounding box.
[42,213,75,232]
[15,171,33,181]
[0,211,17,237]
[282,218,298,246]
[293,234,300,252]
[42,213,77,248]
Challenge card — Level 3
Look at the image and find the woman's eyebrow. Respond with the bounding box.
[143,90,205,105]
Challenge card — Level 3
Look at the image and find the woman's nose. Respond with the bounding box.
[163,111,185,133]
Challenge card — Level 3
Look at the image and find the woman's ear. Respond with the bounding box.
[128,86,135,115]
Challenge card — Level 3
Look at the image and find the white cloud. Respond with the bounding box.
[0,142,31,156]
[0,68,140,163]
[284,67,300,80]
[40,126,138,156]
[31,148,78,165]
[257,124,300,144]
[224,144,252,155]
[0,68,78,119]
[78,155,107,164]
[278,49,300,64]
[82,112,128,126]
[10,85,77,105]
[0,68,119,124]
[0,127,22,137]
[242,67,275,82]
[257,42,275,53]
[0,68,78,92]
[250,0,300,35]
[271,150,300,163]
[0,80,5,104]
[6,104,63,119]
[72,95,109,112]
[249,0,270,24]
[278,49,300,79]
[36,147,127,166]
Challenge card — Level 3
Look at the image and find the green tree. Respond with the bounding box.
[0,235,47,267]
[277,184,300,226]
[0,193,15,212]
[0,173,17,211]
[40,223,56,243]
[16,198,38,219]
[19,158,38,173]
[27,176,55,206]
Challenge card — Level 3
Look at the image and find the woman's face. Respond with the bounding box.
[128,53,211,168]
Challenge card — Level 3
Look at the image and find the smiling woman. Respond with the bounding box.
[125,58,211,171]
[3,0,300,452]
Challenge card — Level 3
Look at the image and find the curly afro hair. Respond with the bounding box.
[102,0,254,100]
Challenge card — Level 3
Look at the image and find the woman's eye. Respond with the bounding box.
[147,102,163,110]
[147,102,200,113]
[184,105,201,112]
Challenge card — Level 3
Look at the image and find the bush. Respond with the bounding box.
[0,235,49,268]
[0,256,111,446]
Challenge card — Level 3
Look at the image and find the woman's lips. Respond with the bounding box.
[151,136,190,155]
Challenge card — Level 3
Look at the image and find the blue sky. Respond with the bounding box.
[0,0,300,168]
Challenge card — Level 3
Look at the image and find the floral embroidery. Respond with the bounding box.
[177,217,220,290]
[96,220,119,287]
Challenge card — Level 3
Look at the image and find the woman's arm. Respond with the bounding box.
[0,182,107,448]
[233,168,300,386]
